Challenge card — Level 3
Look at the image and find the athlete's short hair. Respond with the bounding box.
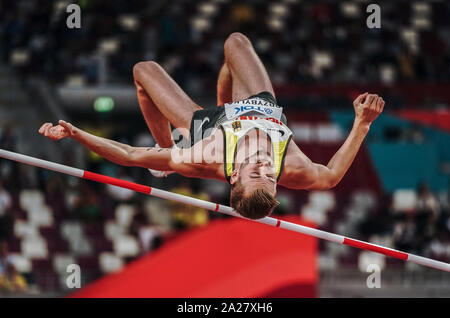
[230,179,279,219]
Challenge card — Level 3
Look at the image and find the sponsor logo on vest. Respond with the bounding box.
[197,117,210,133]
[267,128,285,137]
[237,116,284,126]
[232,121,242,132]
[233,105,274,116]
[226,97,277,107]
[224,97,283,121]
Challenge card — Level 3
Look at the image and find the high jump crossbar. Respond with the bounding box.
[1,148,449,273]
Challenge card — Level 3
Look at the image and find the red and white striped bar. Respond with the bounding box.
[1,148,449,272]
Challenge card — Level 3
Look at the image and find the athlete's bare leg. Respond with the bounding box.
[217,63,233,106]
[222,33,275,102]
[133,61,202,147]
[134,80,173,148]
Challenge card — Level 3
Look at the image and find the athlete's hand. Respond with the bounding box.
[38,120,76,141]
[353,93,385,125]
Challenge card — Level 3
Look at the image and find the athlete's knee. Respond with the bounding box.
[224,32,252,53]
[133,61,161,80]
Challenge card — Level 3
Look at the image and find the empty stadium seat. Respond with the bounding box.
[144,198,173,231]
[309,191,336,211]
[301,205,328,226]
[290,124,313,142]
[60,221,93,256]
[7,253,32,273]
[301,191,335,226]
[21,236,48,259]
[113,235,140,258]
[19,190,45,210]
[358,251,386,272]
[369,235,394,250]
[14,220,39,238]
[392,190,417,212]
[99,252,124,273]
[115,204,136,228]
[60,221,84,241]
[104,220,125,241]
[316,124,344,143]
[26,205,53,227]
[345,207,368,225]
[67,237,93,256]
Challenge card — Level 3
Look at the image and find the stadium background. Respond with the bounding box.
[0,0,449,297]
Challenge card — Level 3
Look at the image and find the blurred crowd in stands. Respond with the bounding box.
[0,126,29,293]
[358,182,450,264]
[1,0,450,90]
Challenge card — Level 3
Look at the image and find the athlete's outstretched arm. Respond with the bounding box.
[39,120,176,172]
[280,93,385,190]
[38,120,220,178]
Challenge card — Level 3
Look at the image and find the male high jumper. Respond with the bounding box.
[39,32,385,219]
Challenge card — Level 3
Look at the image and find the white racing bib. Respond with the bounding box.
[224,97,283,121]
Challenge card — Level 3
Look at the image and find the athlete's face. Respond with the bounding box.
[231,151,277,196]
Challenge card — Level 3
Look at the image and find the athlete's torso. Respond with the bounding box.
[194,95,294,183]
[219,115,292,182]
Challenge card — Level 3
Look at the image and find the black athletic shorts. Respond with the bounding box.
[188,91,287,147]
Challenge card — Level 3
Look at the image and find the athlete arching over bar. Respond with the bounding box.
[38,32,385,220]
